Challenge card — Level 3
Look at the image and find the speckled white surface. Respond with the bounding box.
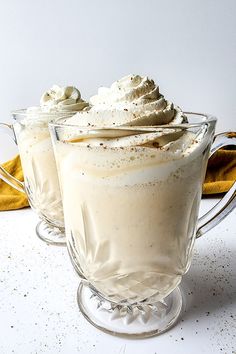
[0,199,235,354]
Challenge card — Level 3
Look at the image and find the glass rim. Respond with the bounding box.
[11,108,80,117]
[49,112,217,131]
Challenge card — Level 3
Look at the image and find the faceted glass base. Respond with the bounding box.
[77,282,183,338]
[36,220,66,246]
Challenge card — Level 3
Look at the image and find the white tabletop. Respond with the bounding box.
[0,199,235,354]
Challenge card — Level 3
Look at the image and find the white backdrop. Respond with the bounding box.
[0,0,235,160]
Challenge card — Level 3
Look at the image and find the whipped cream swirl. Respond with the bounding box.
[90,74,186,125]
[40,85,89,112]
[70,75,186,127]
[25,85,89,124]
[63,75,197,153]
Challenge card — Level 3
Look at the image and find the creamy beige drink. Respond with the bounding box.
[15,85,88,226]
[53,75,211,302]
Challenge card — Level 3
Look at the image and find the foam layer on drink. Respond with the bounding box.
[60,127,206,183]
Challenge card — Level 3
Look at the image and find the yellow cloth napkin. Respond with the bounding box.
[0,149,235,211]
[0,155,29,210]
[203,148,236,194]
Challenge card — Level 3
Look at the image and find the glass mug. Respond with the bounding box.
[0,110,74,245]
[50,113,236,337]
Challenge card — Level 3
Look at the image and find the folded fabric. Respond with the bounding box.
[203,148,236,194]
[0,155,29,211]
[0,148,235,211]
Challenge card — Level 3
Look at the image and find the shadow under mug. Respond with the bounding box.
[0,110,75,246]
[49,112,236,337]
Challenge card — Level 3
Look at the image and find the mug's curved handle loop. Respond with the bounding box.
[0,123,25,193]
[196,132,236,238]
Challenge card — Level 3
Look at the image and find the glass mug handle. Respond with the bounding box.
[0,123,25,193]
[197,132,236,238]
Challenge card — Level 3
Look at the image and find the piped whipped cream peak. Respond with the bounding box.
[40,85,89,112]
[24,84,89,124]
[69,74,186,127]
[90,74,160,107]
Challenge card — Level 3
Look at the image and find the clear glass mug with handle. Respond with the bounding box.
[0,109,74,245]
[49,113,236,337]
